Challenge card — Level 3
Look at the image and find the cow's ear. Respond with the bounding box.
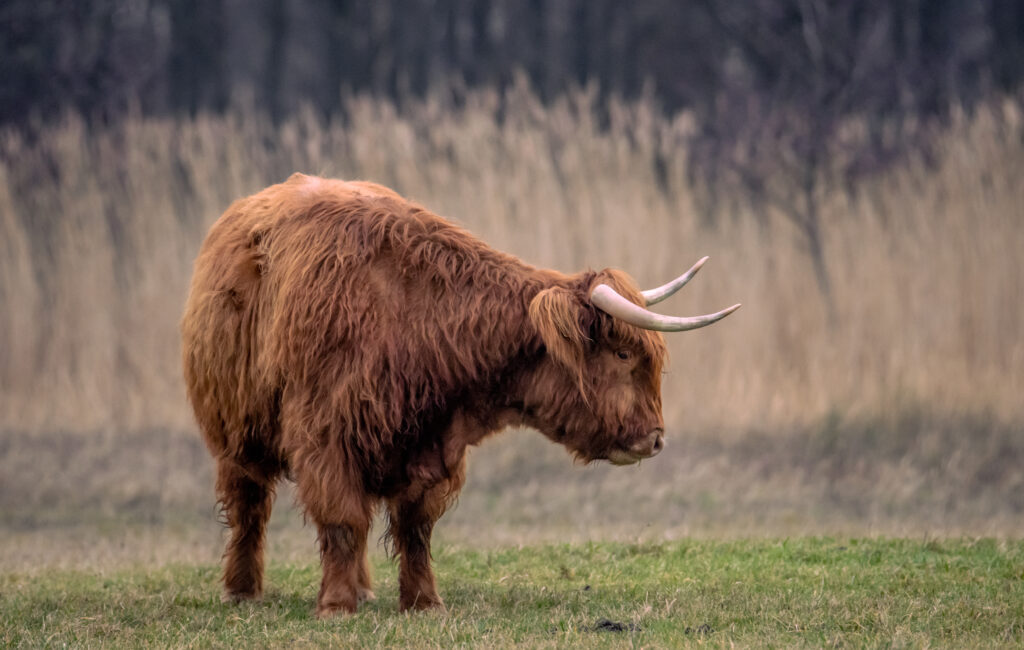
[529,286,587,371]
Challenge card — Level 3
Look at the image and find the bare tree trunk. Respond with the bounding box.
[801,167,836,324]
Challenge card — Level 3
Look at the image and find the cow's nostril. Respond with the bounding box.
[652,435,664,453]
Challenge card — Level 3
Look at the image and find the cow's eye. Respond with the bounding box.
[616,349,632,361]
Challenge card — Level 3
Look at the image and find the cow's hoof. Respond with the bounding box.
[400,596,445,613]
[316,600,358,619]
[222,589,261,604]
[357,588,376,604]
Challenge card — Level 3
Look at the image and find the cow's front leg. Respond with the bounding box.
[388,453,466,612]
[387,494,444,611]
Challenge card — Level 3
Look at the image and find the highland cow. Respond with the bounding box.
[181,173,738,617]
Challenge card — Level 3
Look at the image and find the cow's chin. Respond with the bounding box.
[605,449,643,466]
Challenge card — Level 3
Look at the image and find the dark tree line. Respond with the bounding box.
[5,0,1023,304]
[3,0,1022,127]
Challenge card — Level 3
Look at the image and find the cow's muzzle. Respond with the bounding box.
[607,429,664,465]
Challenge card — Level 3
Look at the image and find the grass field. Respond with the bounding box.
[4,539,1022,648]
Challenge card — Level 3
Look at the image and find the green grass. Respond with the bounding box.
[3,539,1023,648]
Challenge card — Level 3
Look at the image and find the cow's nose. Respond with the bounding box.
[631,429,665,458]
[652,434,664,454]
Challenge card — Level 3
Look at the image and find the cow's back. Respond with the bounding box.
[183,174,463,456]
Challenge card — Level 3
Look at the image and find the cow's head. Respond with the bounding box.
[526,258,739,465]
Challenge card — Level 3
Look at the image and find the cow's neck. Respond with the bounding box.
[447,266,584,445]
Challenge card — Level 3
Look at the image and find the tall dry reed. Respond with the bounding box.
[2,87,1022,438]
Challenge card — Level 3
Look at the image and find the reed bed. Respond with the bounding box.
[3,88,1024,536]
[3,88,1021,438]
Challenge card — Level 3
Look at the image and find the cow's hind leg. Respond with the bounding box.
[291,450,375,617]
[315,513,373,617]
[216,457,277,602]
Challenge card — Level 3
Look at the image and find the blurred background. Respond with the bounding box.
[2,0,1023,567]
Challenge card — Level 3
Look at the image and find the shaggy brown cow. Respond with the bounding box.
[181,173,738,617]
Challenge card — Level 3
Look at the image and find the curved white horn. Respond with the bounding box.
[591,284,740,332]
[641,256,708,306]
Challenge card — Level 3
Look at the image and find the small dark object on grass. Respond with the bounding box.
[685,623,714,635]
[590,618,642,632]
[582,584,591,591]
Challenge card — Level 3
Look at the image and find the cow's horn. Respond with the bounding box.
[590,284,740,332]
[641,256,708,306]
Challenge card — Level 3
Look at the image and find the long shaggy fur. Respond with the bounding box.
[182,173,669,615]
